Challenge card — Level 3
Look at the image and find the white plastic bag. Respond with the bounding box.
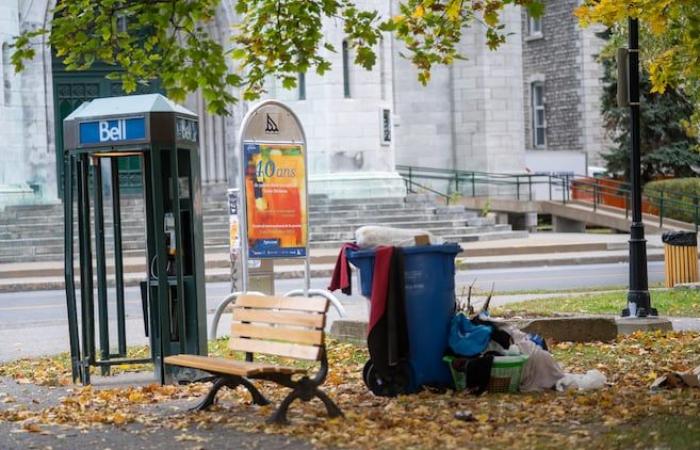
[556,369,607,392]
[355,225,444,248]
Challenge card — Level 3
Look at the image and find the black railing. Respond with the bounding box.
[396,165,700,232]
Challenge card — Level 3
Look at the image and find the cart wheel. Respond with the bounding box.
[363,360,411,397]
[362,360,372,387]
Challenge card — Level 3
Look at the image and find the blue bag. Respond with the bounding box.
[448,313,492,357]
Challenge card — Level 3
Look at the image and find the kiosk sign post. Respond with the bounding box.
[238,101,311,294]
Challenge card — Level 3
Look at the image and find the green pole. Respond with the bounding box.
[63,152,81,382]
[110,158,127,356]
[92,157,110,376]
[76,154,94,384]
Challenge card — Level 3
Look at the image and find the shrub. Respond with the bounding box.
[644,178,700,224]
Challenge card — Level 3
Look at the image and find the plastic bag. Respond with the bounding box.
[556,369,607,391]
[448,313,492,357]
[661,231,697,247]
[355,225,444,248]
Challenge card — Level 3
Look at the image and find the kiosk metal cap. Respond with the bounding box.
[63,93,198,151]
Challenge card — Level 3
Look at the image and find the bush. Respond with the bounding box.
[644,178,700,224]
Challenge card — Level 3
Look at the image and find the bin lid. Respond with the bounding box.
[662,231,697,246]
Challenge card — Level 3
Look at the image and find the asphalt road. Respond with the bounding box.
[0,261,666,362]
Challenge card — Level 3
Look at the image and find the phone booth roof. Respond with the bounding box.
[63,94,199,152]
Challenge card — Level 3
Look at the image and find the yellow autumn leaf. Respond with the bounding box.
[112,412,128,425]
[446,0,461,21]
[412,4,425,19]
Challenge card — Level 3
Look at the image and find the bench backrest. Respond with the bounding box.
[230,294,329,361]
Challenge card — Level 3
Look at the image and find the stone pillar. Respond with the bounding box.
[393,4,526,197]
[0,1,44,208]
[452,5,526,176]
[552,215,586,233]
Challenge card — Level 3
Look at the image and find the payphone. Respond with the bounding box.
[62,94,207,384]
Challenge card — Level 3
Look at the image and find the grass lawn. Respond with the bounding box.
[493,289,700,318]
[2,332,700,449]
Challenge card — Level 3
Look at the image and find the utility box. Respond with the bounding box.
[62,94,207,384]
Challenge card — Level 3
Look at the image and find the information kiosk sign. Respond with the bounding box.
[239,102,308,260]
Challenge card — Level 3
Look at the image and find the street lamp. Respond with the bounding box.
[620,18,657,318]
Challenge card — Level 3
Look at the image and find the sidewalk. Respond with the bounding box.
[0,232,679,293]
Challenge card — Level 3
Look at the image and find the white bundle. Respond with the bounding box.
[355,225,444,248]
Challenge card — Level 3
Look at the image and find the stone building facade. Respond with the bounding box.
[521,0,608,167]
[0,0,608,208]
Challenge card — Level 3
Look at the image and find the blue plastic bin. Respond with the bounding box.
[346,243,461,392]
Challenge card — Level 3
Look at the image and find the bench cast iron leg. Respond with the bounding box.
[267,382,344,425]
[267,389,301,425]
[191,377,229,411]
[191,376,270,412]
[239,377,270,406]
[314,388,343,418]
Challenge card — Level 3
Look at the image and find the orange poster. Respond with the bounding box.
[243,143,307,258]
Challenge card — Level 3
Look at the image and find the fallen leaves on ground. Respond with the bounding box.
[0,333,699,449]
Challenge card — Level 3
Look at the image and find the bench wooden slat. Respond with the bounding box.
[164,354,306,377]
[236,294,328,313]
[231,322,324,346]
[233,308,325,329]
[229,337,321,361]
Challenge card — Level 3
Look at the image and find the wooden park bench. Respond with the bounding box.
[164,294,343,424]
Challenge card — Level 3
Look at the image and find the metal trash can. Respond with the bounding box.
[662,231,699,287]
[347,243,461,392]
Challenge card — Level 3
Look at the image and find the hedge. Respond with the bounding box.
[644,178,700,224]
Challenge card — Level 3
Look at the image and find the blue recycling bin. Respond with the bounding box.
[347,243,461,392]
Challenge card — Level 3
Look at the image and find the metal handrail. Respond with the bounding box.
[397,165,699,231]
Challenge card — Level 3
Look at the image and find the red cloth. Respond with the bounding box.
[368,246,393,332]
[327,243,359,295]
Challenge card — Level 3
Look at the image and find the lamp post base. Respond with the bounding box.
[622,290,658,317]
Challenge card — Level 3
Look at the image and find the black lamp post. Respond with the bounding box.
[622,18,656,318]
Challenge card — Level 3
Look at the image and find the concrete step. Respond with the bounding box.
[308,206,440,219]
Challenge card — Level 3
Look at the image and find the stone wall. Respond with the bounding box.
[521,0,609,166]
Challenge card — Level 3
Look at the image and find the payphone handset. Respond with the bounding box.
[164,212,176,276]
[149,212,177,278]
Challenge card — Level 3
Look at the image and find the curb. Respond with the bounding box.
[0,252,675,293]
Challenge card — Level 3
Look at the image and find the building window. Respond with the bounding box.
[116,14,128,33]
[2,43,10,106]
[298,72,306,100]
[342,40,351,98]
[531,81,545,148]
[527,13,542,37]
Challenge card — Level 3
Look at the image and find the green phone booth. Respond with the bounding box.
[63,94,207,385]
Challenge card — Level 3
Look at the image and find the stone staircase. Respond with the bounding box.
[0,193,525,264]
